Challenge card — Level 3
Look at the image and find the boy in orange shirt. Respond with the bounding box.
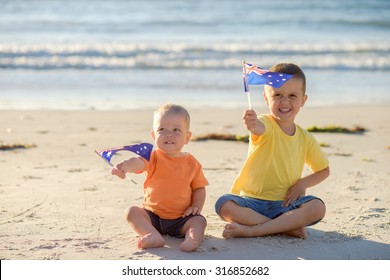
[112,104,208,252]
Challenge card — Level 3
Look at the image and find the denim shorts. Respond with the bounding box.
[146,209,206,238]
[215,194,324,226]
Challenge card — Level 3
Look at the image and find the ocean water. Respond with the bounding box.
[0,0,389,110]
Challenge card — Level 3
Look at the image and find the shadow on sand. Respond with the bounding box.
[142,229,390,260]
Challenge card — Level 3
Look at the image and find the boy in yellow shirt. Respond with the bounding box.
[215,63,330,239]
[112,104,208,251]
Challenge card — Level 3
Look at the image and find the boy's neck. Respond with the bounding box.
[271,116,296,136]
[157,149,188,158]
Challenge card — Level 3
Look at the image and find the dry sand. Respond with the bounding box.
[0,105,389,260]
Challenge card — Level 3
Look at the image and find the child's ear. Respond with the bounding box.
[185,131,192,144]
[263,91,269,105]
[151,130,156,140]
[301,94,308,107]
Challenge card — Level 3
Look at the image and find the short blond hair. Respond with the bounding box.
[153,103,191,130]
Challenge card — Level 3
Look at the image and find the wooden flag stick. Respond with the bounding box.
[247,90,252,110]
[94,150,137,184]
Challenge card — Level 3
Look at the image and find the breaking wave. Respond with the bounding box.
[1,42,389,70]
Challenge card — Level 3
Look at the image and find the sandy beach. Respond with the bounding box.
[0,105,389,260]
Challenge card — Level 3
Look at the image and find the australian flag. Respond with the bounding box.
[243,62,294,92]
[95,143,153,164]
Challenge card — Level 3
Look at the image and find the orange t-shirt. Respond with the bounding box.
[140,150,208,219]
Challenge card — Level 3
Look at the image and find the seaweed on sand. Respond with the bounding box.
[192,133,249,143]
[307,125,366,134]
[0,143,37,151]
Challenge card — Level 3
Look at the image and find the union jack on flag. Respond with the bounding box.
[243,62,294,92]
[95,143,153,165]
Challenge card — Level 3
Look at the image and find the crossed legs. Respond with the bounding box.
[219,199,325,239]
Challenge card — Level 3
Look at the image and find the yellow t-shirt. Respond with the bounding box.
[141,150,208,219]
[231,114,328,201]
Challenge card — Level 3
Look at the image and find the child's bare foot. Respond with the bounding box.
[180,228,202,252]
[137,233,165,249]
[222,222,253,239]
[223,222,307,239]
[284,227,307,239]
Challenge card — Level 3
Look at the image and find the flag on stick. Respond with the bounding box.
[95,143,153,162]
[243,62,294,91]
[94,143,153,184]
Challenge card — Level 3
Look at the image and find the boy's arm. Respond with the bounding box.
[182,187,206,217]
[243,109,265,136]
[111,157,146,179]
[283,166,330,207]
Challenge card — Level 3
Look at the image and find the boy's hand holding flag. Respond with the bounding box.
[94,143,153,184]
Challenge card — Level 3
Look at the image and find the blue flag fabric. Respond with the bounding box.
[96,143,153,163]
[243,63,294,92]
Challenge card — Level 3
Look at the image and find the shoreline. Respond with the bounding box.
[0,105,389,260]
[1,101,389,111]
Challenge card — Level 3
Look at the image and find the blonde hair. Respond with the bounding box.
[153,103,191,130]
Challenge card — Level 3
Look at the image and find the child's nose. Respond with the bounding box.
[280,96,290,103]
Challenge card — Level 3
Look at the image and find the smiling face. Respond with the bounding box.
[263,77,307,126]
[151,112,192,157]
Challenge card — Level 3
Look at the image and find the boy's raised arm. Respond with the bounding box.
[243,109,265,136]
[111,157,146,179]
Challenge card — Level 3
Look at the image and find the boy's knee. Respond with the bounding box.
[190,215,207,228]
[311,199,326,220]
[215,195,235,215]
[319,201,326,219]
[124,206,142,222]
[219,201,236,218]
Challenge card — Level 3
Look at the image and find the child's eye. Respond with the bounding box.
[173,128,182,133]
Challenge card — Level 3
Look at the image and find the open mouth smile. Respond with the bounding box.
[279,108,292,113]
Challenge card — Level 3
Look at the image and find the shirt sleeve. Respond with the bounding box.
[305,134,329,172]
[191,161,209,189]
[135,150,154,174]
[251,114,271,146]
